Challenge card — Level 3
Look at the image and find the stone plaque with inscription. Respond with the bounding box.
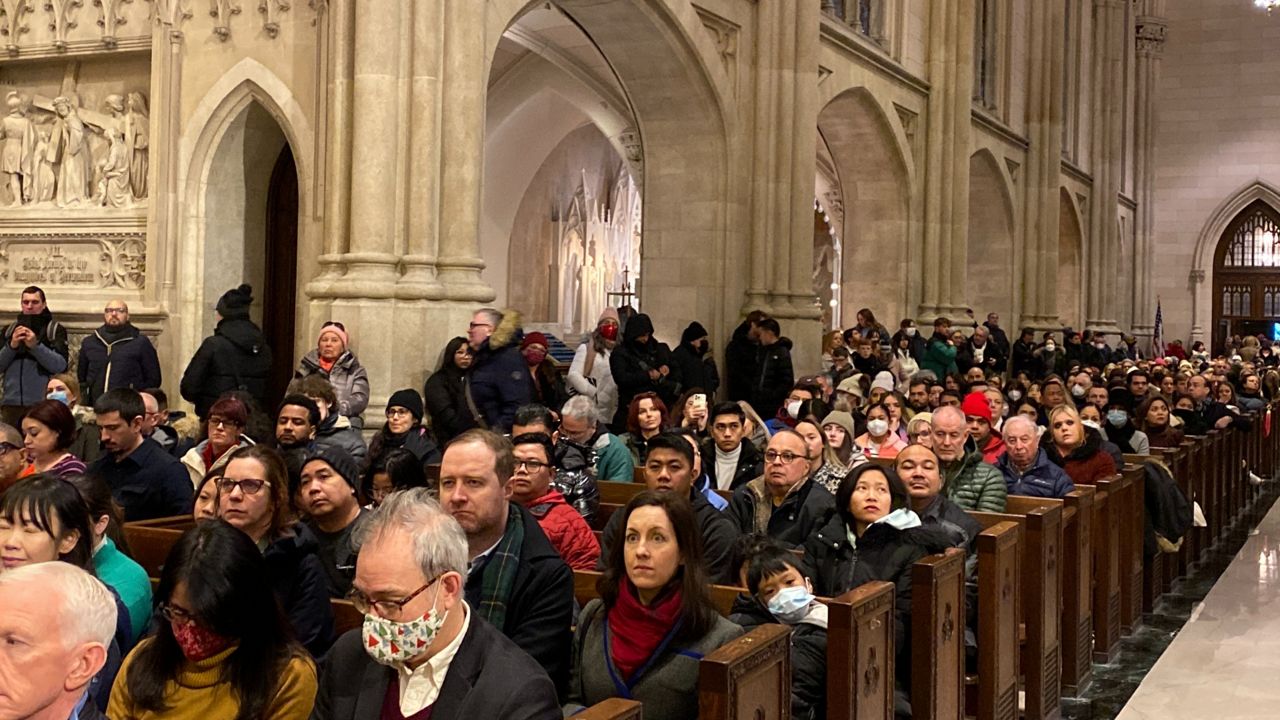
[0,234,146,289]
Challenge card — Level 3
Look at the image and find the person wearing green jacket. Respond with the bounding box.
[560,395,634,482]
[69,474,153,643]
[920,317,959,380]
[930,405,1007,512]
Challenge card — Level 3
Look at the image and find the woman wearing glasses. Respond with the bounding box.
[109,520,317,719]
[567,491,742,719]
[218,445,335,657]
[181,395,253,489]
[366,388,442,471]
[293,321,370,429]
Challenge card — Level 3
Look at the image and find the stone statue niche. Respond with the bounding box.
[0,89,150,209]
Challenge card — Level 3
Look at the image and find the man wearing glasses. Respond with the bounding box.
[508,432,600,571]
[725,429,835,549]
[89,388,193,521]
[312,489,560,719]
[464,307,533,433]
[0,421,24,493]
[75,299,161,405]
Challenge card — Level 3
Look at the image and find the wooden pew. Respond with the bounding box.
[699,623,793,720]
[125,515,196,530]
[822,581,897,720]
[576,699,644,720]
[1068,473,1127,662]
[911,549,966,720]
[1059,487,1094,696]
[972,501,1062,720]
[332,599,363,636]
[122,524,184,578]
[969,521,1020,720]
[1117,459,1148,633]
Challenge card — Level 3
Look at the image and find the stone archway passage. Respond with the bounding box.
[264,144,299,406]
[1057,188,1084,329]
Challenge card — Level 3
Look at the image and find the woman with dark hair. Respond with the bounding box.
[20,398,86,477]
[360,447,429,507]
[1137,395,1185,448]
[46,372,102,464]
[567,491,743,719]
[1,474,132,709]
[193,466,222,522]
[217,445,335,657]
[801,463,955,717]
[673,386,710,437]
[108,520,317,719]
[423,336,476,444]
[181,394,253,488]
[854,401,907,460]
[67,473,152,643]
[621,391,669,466]
[366,388,442,470]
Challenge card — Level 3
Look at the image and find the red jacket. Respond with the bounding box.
[978,431,1006,465]
[524,490,601,571]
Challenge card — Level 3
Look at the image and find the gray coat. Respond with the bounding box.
[567,598,743,720]
[295,349,370,423]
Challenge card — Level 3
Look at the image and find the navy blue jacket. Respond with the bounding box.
[77,324,162,404]
[995,448,1077,499]
[466,318,532,433]
[89,438,194,521]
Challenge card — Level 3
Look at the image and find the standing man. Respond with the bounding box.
[752,318,794,421]
[670,320,720,399]
[89,389,193,521]
[983,312,1011,358]
[920,317,958,380]
[725,310,769,403]
[465,307,532,433]
[77,299,161,404]
[438,429,574,695]
[179,283,272,419]
[0,286,68,426]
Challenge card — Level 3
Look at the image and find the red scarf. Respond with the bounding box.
[607,577,683,682]
[318,355,336,373]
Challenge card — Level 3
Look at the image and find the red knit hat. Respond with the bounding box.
[521,331,548,350]
[961,392,992,424]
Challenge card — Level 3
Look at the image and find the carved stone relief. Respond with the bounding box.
[258,0,287,38]
[0,233,146,289]
[92,0,128,46]
[694,7,738,94]
[209,0,239,40]
[1,0,34,54]
[44,0,81,50]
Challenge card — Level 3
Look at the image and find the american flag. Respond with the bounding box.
[1153,298,1165,358]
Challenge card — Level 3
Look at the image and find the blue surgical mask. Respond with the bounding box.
[46,390,69,405]
[766,584,814,624]
[1106,410,1128,428]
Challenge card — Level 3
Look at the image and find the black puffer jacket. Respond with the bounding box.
[179,318,272,418]
[424,366,475,444]
[671,324,720,399]
[465,310,533,433]
[77,324,162,403]
[752,337,794,420]
[726,477,836,549]
[367,425,441,471]
[264,523,336,658]
[609,314,681,428]
[724,320,759,402]
[729,597,828,720]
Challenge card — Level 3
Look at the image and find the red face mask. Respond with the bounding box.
[172,620,234,662]
[524,348,547,366]
[599,323,619,341]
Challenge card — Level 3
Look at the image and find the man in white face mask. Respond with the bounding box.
[313,488,560,719]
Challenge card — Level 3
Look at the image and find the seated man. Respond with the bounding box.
[299,447,369,597]
[439,429,574,696]
[313,488,560,719]
[512,403,599,521]
[276,393,319,491]
[995,415,1076,498]
[509,432,600,570]
[932,406,1007,512]
[0,421,24,494]
[962,392,1005,465]
[701,401,764,492]
[727,429,835,548]
[90,389,193,521]
[598,432,739,584]
[1184,374,1250,435]
[895,443,982,550]
[557,395,633,482]
[291,374,368,464]
[673,427,729,510]
[765,381,821,434]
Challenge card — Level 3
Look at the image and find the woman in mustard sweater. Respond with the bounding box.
[108,520,316,720]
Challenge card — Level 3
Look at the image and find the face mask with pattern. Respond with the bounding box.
[362,580,447,667]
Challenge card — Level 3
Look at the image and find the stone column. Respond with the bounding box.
[918,0,975,319]
[1085,0,1126,331]
[1020,0,1066,329]
[1131,7,1167,338]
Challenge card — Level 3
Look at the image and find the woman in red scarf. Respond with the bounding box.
[566,491,742,719]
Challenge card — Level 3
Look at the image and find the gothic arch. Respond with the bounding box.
[966,149,1017,322]
[1058,187,1085,328]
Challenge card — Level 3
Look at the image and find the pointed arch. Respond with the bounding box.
[967,149,1017,323]
[1058,187,1085,327]
[1192,180,1280,276]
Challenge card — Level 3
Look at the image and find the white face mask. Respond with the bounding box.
[1071,384,1086,398]
[867,418,889,436]
[905,327,917,337]
[1008,389,1023,402]
[1045,343,1056,352]
[786,400,803,419]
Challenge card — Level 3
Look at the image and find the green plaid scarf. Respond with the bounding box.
[476,504,524,631]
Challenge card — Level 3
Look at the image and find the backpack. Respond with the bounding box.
[1142,458,1193,556]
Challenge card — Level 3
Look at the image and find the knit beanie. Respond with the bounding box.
[837,375,865,398]
[216,284,253,320]
[318,322,349,349]
[522,332,549,350]
[301,446,359,490]
[960,392,992,423]
[386,389,423,422]
[821,410,856,439]
[681,321,709,345]
[598,307,620,325]
[871,371,896,393]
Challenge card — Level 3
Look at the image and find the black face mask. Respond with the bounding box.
[1172,408,1197,425]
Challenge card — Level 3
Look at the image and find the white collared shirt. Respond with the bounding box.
[396,602,472,716]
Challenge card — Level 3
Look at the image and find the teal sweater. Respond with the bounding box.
[94,537,153,643]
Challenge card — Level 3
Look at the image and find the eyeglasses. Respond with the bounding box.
[216,478,270,495]
[348,577,439,619]
[159,602,197,625]
[764,450,808,464]
[0,442,17,455]
[208,417,241,429]
[103,307,127,315]
[468,321,493,330]
[515,459,551,472]
[386,408,412,418]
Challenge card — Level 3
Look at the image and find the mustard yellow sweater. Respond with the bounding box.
[107,640,317,720]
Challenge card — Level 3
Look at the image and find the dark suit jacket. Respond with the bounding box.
[311,614,561,720]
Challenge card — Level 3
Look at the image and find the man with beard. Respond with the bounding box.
[0,286,68,426]
[276,393,320,492]
[76,299,161,405]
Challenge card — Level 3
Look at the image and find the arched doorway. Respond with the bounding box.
[1058,188,1084,328]
[1211,200,1280,352]
[966,150,1015,322]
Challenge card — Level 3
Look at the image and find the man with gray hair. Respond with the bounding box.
[464,307,532,432]
[0,421,25,493]
[312,489,560,719]
[931,405,1007,511]
[0,562,117,720]
[557,395,632,482]
[995,415,1076,498]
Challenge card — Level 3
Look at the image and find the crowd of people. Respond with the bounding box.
[0,282,1267,719]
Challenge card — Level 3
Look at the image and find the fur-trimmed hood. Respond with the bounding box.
[487,308,524,351]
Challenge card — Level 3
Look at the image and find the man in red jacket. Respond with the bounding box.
[510,432,600,571]
[962,392,1005,464]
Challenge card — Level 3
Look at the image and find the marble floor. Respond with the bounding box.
[1060,484,1280,720]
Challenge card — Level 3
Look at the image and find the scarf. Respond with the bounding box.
[95,323,134,345]
[318,355,336,373]
[1108,420,1139,454]
[607,577,684,682]
[19,308,53,338]
[476,505,524,631]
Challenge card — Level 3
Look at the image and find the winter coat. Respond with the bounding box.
[366,425,441,470]
[424,364,477,445]
[1011,339,1040,378]
[956,339,1006,375]
[313,413,367,464]
[940,443,1008,512]
[180,436,252,488]
[600,489,739,585]
[855,432,907,459]
[179,318,272,418]
[995,448,1076,498]
[752,338,795,421]
[0,313,68,408]
[529,359,568,412]
[1042,429,1117,485]
[568,598,743,720]
[920,332,957,380]
[69,413,103,466]
[294,349,370,422]
[465,310,533,433]
[462,503,575,696]
[264,523,336,658]
[76,324,161,404]
[724,320,760,403]
[890,330,926,361]
[726,477,836,549]
[977,431,1006,465]
[1145,425,1185,449]
[609,315,682,429]
[671,341,720,399]
[567,341,619,423]
[727,599,828,720]
[525,489,601,571]
[983,322,1011,357]
[700,438,763,491]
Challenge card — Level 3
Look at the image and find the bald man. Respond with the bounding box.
[931,405,1007,512]
[77,300,161,404]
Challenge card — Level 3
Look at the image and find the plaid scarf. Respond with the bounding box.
[476,504,524,631]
